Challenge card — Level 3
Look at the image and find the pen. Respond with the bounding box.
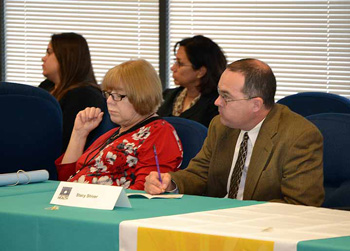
[153,145,162,183]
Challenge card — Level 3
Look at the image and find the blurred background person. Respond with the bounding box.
[56,59,183,190]
[41,32,105,152]
[157,35,227,127]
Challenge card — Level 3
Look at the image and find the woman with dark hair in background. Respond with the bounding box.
[41,32,105,152]
[157,35,227,127]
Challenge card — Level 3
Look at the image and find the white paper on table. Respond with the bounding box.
[127,193,183,199]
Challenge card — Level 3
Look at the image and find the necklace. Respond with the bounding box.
[69,113,159,180]
[118,113,156,134]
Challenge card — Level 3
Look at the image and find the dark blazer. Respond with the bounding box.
[157,87,218,127]
[38,80,106,152]
[59,86,106,152]
[38,79,55,92]
[171,104,325,206]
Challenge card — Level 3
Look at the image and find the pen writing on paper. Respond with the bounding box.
[153,145,163,183]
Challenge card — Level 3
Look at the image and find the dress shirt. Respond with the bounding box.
[226,119,265,200]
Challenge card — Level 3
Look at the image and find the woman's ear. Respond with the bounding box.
[197,66,207,78]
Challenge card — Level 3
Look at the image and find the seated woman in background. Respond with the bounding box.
[41,32,106,152]
[55,59,183,190]
[157,35,227,127]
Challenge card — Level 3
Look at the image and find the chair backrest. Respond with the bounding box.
[277,92,350,117]
[163,117,208,169]
[0,82,63,180]
[85,110,117,149]
[307,113,350,208]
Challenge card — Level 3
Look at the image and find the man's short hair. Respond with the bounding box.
[227,58,276,108]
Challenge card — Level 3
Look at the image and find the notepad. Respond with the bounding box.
[127,193,183,199]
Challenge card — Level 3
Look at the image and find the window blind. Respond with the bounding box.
[4,0,159,86]
[169,0,350,100]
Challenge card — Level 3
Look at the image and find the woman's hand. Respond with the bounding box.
[61,107,104,164]
[73,107,104,138]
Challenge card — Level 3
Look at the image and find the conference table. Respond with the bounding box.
[0,180,349,251]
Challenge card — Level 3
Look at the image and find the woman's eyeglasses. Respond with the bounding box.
[102,91,127,101]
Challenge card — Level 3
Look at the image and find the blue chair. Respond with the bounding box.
[277,92,350,117]
[0,82,63,180]
[164,117,208,169]
[307,113,350,209]
[85,110,117,149]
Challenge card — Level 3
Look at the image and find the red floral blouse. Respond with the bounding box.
[55,118,183,190]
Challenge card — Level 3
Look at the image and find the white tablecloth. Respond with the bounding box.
[120,203,350,251]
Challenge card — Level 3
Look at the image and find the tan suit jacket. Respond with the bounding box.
[171,104,325,206]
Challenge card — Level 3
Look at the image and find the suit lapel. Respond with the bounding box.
[243,105,281,199]
[219,129,240,186]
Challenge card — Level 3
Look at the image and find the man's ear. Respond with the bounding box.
[252,97,264,112]
[197,66,207,78]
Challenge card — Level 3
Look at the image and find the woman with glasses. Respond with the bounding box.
[41,32,105,152]
[157,35,227,127]
[55,59,183,190]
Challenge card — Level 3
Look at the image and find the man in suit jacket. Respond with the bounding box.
[145,58,324,206]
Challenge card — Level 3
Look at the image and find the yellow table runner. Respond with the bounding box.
[137,227,274,251]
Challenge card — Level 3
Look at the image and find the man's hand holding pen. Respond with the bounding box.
[144,172,174,195]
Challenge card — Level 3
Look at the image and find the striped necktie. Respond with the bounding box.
[228,132,249,199]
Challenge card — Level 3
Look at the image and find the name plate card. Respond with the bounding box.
[50,181,131,210]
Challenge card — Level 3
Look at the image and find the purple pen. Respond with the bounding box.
[153,145,163,183]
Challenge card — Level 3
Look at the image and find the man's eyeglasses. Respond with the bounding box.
[102,91,127,101]
[173,59,192,68]
[217,88,257,104]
